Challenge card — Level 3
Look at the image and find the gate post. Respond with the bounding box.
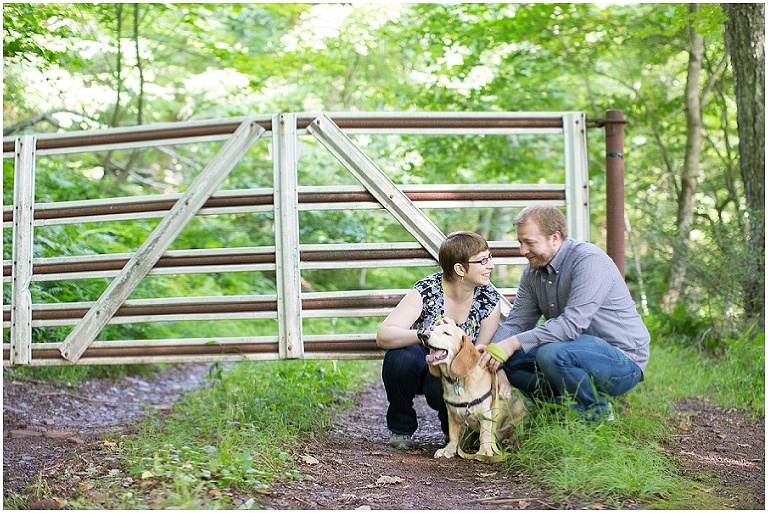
[10,136,36,365]
[273,113,304,359]
[563,112,590,242]
[605,109,626,277]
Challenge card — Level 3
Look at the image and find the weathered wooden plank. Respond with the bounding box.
[273,113,304,359]
[307,114,514,312]
[58,118,265,363]
[9,136,36,365]
[308,114,446,259]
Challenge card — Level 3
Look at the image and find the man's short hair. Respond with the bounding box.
[513,205,568,238]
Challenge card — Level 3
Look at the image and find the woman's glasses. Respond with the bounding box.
[466,254,493,265]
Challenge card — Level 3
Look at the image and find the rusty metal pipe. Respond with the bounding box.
[4,116,566,154]
[7,253,276,277]
[605,109,626,277]
[4,189,566,223]
[4,293,517,322]
[2,122,248,153]
[22,343,280,360]
[3,247,523,276]
[13,340,384,361]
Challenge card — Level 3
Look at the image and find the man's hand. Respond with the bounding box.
[478,337,521,371]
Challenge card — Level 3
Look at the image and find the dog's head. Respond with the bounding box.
[424,323,481,378]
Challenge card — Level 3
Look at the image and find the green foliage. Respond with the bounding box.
[2,3,84,67]
[645,306,720,353]
[4,2,751,334]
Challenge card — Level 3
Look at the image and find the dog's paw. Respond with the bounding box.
[434,445,458,459]
[478,444,496,457]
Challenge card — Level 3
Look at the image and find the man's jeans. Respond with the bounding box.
[500,335,644,418]
[381,345,448,436]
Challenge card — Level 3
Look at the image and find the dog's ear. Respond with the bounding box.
[427,364,442,378]
[450,334,481,376]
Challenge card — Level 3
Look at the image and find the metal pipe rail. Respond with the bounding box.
[2,242,526,282]
[1,288,518,326]
[2,336,386,366]
[3,112,569,156]
[2,185,565,227]
[5,290,401,322]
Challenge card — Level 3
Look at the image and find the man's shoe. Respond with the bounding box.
[592,403,615,422]
[389,433,414,450]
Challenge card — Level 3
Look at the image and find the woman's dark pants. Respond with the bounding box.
[381,345,448,436]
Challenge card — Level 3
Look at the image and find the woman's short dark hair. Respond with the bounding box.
[439,231,489,282]
[513,205,568,238]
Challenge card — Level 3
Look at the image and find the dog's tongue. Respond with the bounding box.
[426,349,448,363]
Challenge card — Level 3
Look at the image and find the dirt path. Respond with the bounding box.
[3,364,764,509]
[259,378,567,510]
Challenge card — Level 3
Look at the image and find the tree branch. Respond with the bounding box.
[3,110,98,136]
[700,54,729,110]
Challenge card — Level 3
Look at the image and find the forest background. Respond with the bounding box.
[2,2,765,510]
[3,1,764,362]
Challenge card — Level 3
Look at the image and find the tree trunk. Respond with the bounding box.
[102,4,125,182]
[723,3,766,324]
[660,4,705,312]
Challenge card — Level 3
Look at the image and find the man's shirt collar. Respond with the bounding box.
[543,237,573,275]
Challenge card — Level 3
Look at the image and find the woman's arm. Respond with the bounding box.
[375,289,425,350]
[474,302,501,347]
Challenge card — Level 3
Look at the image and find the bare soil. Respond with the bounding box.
[2,364,764,510]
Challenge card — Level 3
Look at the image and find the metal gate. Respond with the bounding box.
[2,111,625,366]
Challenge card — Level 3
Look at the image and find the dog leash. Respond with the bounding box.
[456,372,506,463]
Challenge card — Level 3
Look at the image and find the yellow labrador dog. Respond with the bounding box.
[424,322,527,460]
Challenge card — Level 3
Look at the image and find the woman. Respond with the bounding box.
[376,231,502,450]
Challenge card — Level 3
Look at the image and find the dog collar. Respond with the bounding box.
[444,388,493,409]
[443,375,460,385]
[443,375,464,395]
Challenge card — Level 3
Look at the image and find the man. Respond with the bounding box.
[479,205,650,420]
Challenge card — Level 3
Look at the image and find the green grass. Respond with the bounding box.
[3,362,158,385]
[639,329,765,418]
[502,331,764,509]
[102,359,379,509]
[507,398,683,508]
[32,329,765,509]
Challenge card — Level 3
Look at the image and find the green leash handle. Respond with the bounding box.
[485,343,509,364]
